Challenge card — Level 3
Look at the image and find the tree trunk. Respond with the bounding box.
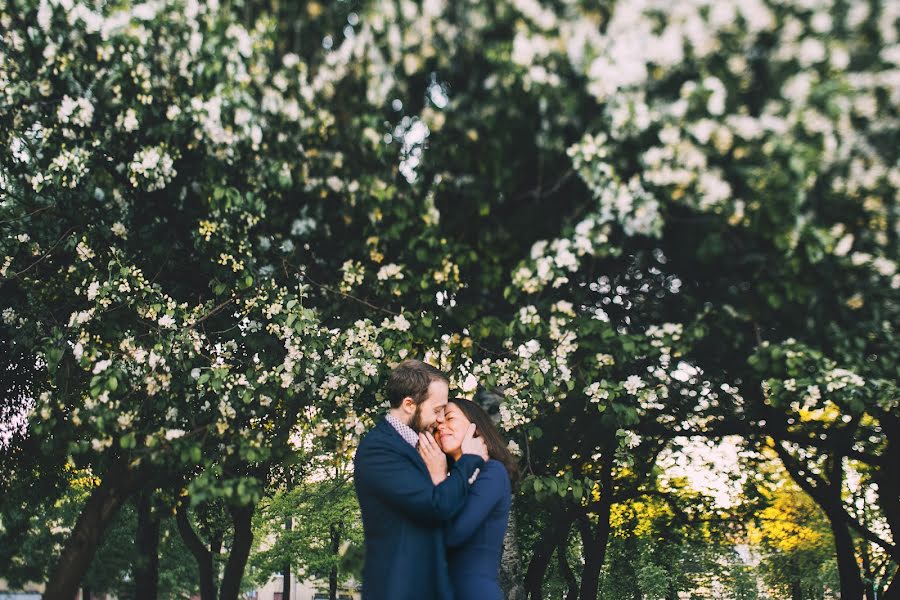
[500,500,526,600]
[826,458,865,600]
[777,447,866,600]
[282,516,292,600]
[44,462,140,600]
[576,514,612,600]
[81,586,91,600]
[578,463,615,600]
[329,523,340,600]
[219,503,255,600]
[791,579,802,600]
[525,508,574,600]
[557,539,578,600]
[135,490,161,600]
[175,503,217,600]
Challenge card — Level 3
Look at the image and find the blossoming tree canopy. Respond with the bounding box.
[1,0,898,597]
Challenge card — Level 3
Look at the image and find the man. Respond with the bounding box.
[354,359,488,600]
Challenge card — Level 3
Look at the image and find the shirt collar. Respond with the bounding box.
[385,413,419,447]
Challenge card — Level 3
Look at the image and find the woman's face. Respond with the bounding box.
[436,403,471,455]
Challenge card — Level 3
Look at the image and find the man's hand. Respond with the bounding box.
[418,431,448,485]
[460,423,489,462]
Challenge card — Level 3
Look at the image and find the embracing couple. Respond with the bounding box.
[353,359,519,600]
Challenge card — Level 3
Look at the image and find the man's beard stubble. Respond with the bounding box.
[408,403,430,433]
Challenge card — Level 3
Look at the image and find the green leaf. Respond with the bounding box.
[572,484,583,500]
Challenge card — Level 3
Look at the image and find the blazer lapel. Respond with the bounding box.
[376,418,429,476]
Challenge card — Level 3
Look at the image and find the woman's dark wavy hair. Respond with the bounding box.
[449,396,520,490]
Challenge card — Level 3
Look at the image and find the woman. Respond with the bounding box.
[419,396,520,600]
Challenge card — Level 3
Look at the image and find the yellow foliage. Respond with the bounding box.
[758,486,830,554]
[64,462,101,490]
[798,400,840,423]
[610,496,674,538]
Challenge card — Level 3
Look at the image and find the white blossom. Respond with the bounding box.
[92,359,111,374]
[376,263,404,281]
[624,375,645,395]
[165,429,186,440]
[129,145,176,191]
[516,339,541,360]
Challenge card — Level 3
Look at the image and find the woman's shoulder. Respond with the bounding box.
[482,460,512,489]
[484,458,505,471]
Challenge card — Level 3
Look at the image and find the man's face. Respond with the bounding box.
[409,380,449,433]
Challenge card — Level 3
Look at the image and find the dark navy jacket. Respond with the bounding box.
[354,418,485,600]
[445,459,512,600]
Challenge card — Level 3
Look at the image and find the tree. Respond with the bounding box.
[247,479,363,600]
[3,0,898,595]
[753,481,838,600]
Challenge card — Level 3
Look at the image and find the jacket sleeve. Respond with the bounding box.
[355,440,485,526]
[444,462,508,548]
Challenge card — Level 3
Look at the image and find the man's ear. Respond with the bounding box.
[401,397,416,413]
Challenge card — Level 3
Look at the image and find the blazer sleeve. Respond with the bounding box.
[444,462,508,548]
[355,440,485,526]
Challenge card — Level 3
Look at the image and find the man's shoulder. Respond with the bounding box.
[355,419,399,455]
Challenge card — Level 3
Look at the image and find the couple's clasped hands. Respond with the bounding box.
[418,423,488,485]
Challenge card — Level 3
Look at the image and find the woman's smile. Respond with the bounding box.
[437,403,470,457]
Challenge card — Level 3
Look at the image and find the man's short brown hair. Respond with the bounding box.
[386,359,450,408]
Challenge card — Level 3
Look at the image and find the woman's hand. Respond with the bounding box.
[418,431,448,485]
[460,423,489,462]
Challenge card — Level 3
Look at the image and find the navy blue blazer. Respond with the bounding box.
[445,459,512,600]
[354,418,485,600]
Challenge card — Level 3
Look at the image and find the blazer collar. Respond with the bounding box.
[376,418,428,470]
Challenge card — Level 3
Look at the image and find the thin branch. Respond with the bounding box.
[524,433,535,476]
[292,264,399,317]
[189,297,236,330]
[515,168,575,202]
[0,203,55,226]
[5,226,76,280]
